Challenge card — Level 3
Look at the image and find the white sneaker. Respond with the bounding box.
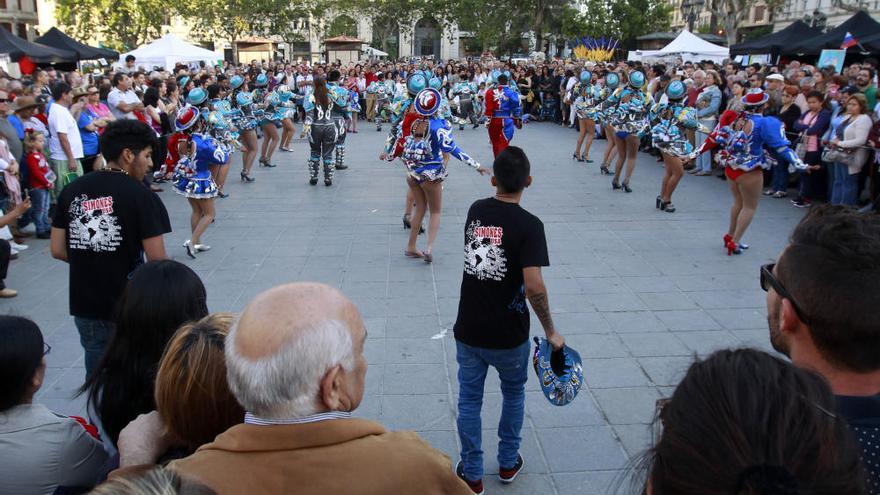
[11,247,19,255]
[194,244,211,252]
[0,226,12,241]
[19,224,36,234]
[10,242,28,251]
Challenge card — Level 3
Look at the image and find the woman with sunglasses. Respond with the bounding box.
[0,315,109,493]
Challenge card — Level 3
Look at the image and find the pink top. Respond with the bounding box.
[86,103,112,120]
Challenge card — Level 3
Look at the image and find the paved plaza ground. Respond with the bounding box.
[3,121,806,493]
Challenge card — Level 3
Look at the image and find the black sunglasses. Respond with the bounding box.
[0,98,10,103]
[760,263,811,325]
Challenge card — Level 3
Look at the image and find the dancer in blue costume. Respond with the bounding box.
[484,73,522,157]
[650,80,703,213]
[385,88,488,264]
[171,106,229,258]
[229,75,259,182]
[596,71,622,174]
[275,84,298,153]
[382,73,428,232]
[303,75,345,186]
[367,72,395,132]
[694,88,806,255]
[252,73,279,169]
[566,69,598,162]
[605,70,652,192]
[326,70,352,171]
[451,71,479,131]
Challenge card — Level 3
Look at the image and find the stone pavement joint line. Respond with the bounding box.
[4,123,804,494]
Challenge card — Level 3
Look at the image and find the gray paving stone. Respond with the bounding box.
[638,356,696,387]
[553,471,627,495]
[655,309,722,331]
[537,425,629,471]
[592,387,663,425]
[583,358,653,389]
[619,332,691,357]
[4,121,808,481]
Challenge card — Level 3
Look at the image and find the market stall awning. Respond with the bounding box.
[35,27,118,61]
[0,27,77,63]
[789,10,880,54]
[730,21,821,56]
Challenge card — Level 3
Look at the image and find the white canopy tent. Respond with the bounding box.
[362,46,388,57]
[629,30,729,64]
[119,34,222,70]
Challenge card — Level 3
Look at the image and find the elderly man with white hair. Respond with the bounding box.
[169,282,471,495]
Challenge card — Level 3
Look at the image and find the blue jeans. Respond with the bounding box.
[29,188,50,235]
[74,317,114,377]
[456,339,530,480]
[830,162,859,205]
[771,163,789,193]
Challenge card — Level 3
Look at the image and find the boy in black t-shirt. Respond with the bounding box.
[50,120,171,377]
[453,146,565,494]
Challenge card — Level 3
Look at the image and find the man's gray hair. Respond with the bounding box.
[226,318,355,419]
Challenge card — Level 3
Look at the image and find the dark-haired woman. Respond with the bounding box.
[643,348,864,495]
[79,260,209,454]
[0,315,109,494]
[303,76,339,187]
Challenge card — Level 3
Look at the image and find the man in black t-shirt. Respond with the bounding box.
[453,146,565,494]
[51,120,171,377]
[765,205,880,494]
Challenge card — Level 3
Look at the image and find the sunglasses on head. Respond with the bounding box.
[760,263,811,325]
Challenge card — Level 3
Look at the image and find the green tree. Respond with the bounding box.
[174,0,273,62]
[704,0,783,45]
[327,14,358,38]
[611,0,672,47]
[455,0,529,54]
[56,0,165,51]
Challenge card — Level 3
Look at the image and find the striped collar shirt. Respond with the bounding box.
[244,411,352,426]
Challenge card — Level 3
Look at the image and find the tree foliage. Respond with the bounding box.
[704,0,783,45]
[56,0,166,51]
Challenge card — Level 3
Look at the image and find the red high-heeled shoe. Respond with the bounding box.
[725,239,742,256]
[723,234,732,247]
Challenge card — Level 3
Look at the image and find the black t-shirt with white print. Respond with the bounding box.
[454,197,549,350]
[52,171,171,321]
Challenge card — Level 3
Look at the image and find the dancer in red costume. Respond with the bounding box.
[484,74,523,157]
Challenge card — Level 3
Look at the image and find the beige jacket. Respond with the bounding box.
[837,113,872,174]
[169,418,471,495]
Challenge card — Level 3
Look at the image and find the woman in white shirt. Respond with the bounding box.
[0,316,109,494]
[828,94,873,206]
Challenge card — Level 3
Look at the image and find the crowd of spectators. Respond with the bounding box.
[0,52,878,494]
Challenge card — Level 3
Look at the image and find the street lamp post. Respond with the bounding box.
[681,0,705,32]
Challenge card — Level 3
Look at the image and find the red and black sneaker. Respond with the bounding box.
[455,460,485,495]
[499,454,524,484]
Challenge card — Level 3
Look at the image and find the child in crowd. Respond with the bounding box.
[24,131,55,239]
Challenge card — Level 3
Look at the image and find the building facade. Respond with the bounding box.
[773,0,880,31]
[1,0,39,40]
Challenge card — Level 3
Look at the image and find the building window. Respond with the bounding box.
[754,5,765,22]
[17,23,26,38]
[0,0,6,9]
